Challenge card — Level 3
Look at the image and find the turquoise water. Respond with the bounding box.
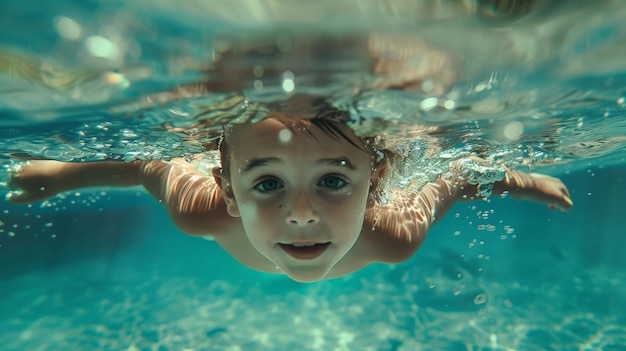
[1,169,625,350]
[1,1,626,350]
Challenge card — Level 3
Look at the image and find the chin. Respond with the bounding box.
[288,275,324,283]
[284,267,330,283]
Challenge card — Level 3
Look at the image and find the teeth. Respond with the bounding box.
[292,243,317,247]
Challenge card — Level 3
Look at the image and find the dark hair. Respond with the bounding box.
[218,114,377,179]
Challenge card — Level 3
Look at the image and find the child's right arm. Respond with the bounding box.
[7,159,231,235]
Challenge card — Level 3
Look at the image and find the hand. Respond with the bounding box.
[507,171,573,212]
[6,160,68,204]
[448,157,573,212]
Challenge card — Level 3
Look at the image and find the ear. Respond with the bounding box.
[211,167,240,217]
[366,158,387,209]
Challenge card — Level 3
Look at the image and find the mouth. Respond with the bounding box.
[278,242,331,260]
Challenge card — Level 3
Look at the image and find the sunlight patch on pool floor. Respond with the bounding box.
[1,264,625,351]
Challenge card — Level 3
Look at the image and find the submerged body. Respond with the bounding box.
[7,114,572,282]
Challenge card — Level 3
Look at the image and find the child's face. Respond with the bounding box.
[219,116,381,282]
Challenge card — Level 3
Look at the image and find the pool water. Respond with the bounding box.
[1,168,625,350]
[1,1,626,350]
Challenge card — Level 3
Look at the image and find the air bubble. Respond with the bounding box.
[503,121,524,140]
[253,80,263,90]
[278,129,292,144]
[421,80,434,92]
[55,16,82,40]
[86,36,119,60]
[473,293,487,305]
[282,71,295,93]
[443,99,456,110]
[419,97,438,111]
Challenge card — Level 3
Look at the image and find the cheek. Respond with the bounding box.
[239,202,279,241]
[326,200,367,234]
[239,202,258,222]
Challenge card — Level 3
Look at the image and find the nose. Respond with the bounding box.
[285,192,320,227]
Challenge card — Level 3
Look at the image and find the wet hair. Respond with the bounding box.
[218,114,378,179]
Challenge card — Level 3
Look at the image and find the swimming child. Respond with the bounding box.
[6,108,573,283]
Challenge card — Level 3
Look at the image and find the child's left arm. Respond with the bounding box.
[361,157,572,262]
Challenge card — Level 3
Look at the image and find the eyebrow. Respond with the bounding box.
[241,157,281,173]
[240,157,357,173]
[317,157,357,171]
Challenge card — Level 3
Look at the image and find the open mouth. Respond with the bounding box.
[278,242,331,260]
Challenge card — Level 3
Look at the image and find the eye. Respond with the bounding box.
[318,175,347,190]
[253,178,284,193]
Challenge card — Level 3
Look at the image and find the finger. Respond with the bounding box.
[6,162,26,176]
[7,190,48,204]
[5,190,28,204]
[559,196,573,211]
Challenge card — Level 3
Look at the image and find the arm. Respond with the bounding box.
[6,160,143,203]
[362,158,572,262]
[7,159,231,235]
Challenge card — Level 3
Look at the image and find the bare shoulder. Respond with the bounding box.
[347,199,426,267]
[140,158,240,237]
[350,180,456,266]
[327,209,418,278]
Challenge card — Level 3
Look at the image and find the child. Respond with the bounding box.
[7,111,572,283]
